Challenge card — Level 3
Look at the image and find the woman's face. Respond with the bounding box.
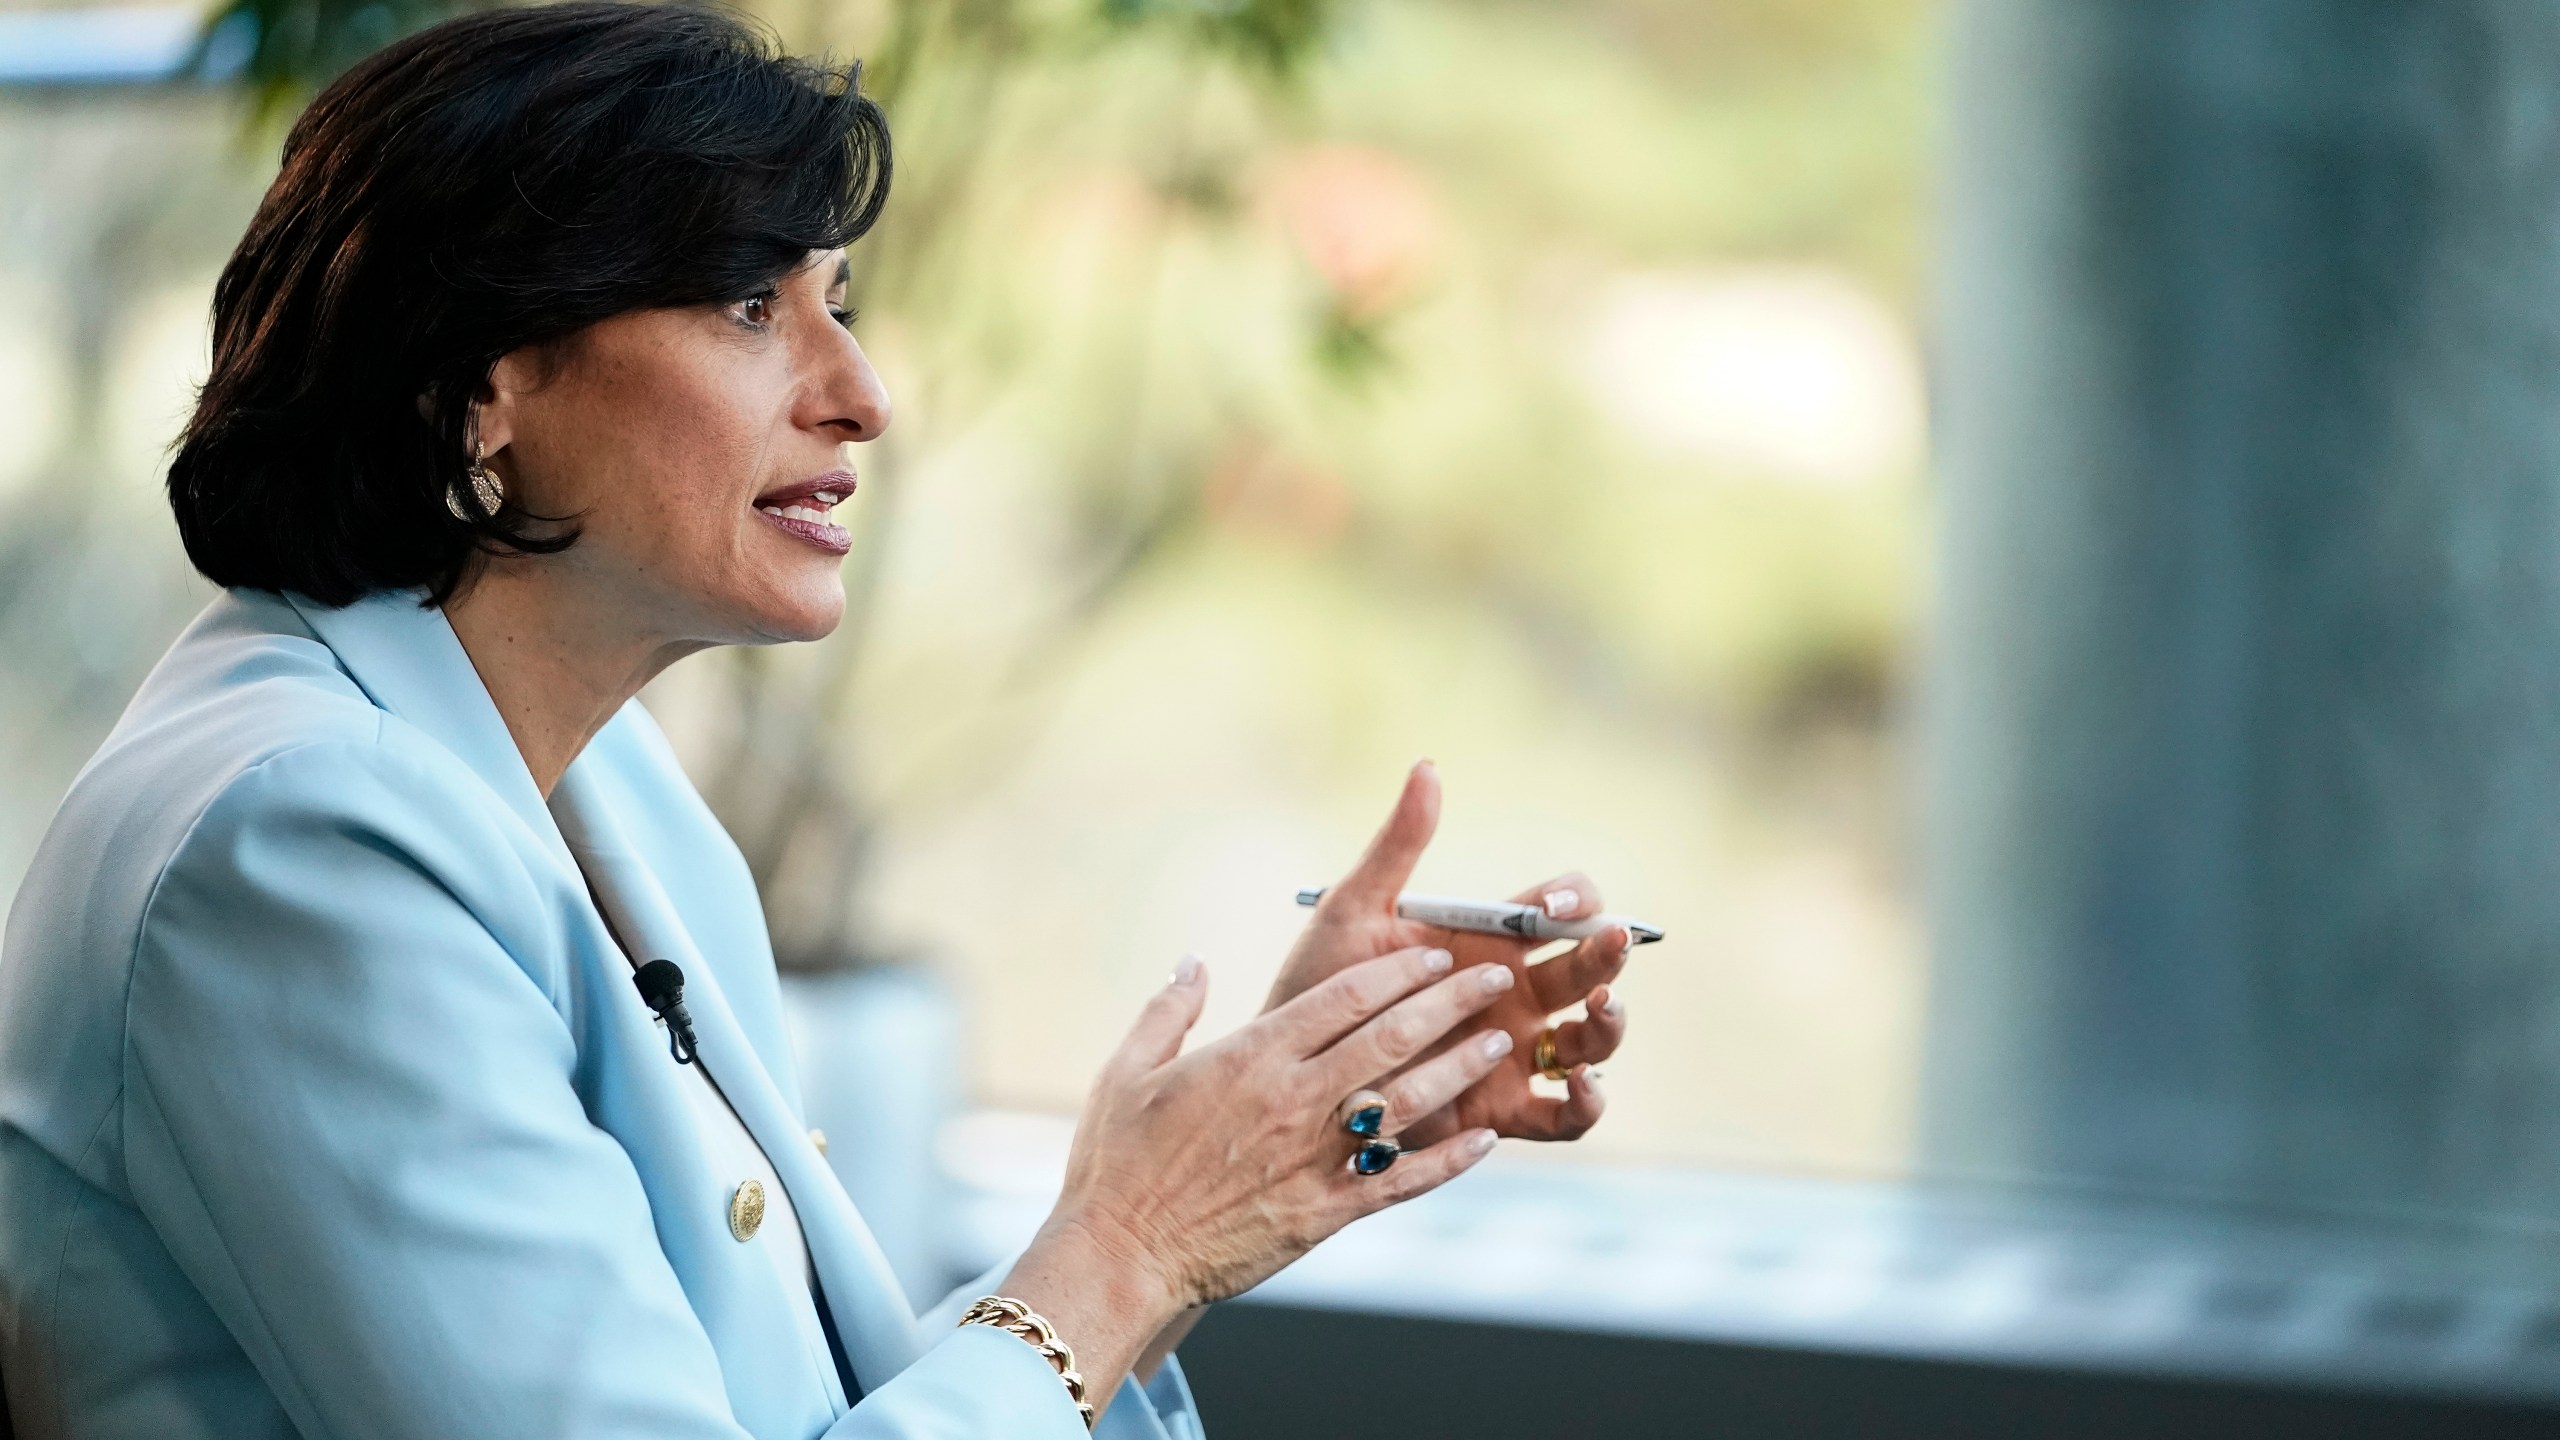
[478,249,888,646]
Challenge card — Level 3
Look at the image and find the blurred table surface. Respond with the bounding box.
[942,1110,2560,1411]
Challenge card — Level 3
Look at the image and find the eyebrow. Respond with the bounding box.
[831,255,850,290]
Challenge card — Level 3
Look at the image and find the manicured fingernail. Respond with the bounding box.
[1603,993,1626,1020]
[1467,1129,1498,1157]
[1543,888,1579,917]
[1423,948,1453,973]
[1617,925,1634,951]
[1172,955,1202,986]
[1476,965,1514,993]
[1584,1065,1605,1084]
[1479,1030,1513,1059]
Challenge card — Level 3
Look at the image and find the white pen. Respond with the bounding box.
[1295,887,1664,945]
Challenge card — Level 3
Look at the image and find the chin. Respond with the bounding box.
[734,576,846,645]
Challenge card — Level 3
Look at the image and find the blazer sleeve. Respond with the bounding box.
[118,739,1094,1440]
[926,1258,1209,1440]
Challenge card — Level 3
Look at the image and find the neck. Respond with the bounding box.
[441,564,704,797]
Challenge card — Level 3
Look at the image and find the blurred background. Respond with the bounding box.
[10,0,2560,1435]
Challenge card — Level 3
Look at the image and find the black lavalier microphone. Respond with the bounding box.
[632,959,700,1065]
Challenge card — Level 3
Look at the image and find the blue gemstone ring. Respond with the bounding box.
[1339,1089,1388,1139]
[1349,1137,1402,1177]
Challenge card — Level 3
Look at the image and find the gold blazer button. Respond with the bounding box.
[728,1179,766,1242]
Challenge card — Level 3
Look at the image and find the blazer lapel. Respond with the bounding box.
[284,589,576,877]
[549,764,925,1387]
[290,589,928,1390]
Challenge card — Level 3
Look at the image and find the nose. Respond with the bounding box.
[804,320,891,443]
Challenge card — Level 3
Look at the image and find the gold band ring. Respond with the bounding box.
[1534,1027,1571,1082]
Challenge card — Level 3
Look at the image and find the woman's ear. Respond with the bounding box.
[474,352,542,459]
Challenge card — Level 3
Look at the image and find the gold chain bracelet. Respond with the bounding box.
[957,1295,1095,1429]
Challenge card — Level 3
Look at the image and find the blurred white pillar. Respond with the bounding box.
[1927,1,2560,1224]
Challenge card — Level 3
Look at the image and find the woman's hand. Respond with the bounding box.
[1264,760,1633,1148]
[999,943,1518,1410]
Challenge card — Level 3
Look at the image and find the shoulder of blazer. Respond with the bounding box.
[69,601,572,1003]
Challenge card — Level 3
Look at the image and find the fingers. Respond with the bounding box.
[1315,961,1514,1090]
[1509,870,1602,922]
[1322,761,1442,917]
[1373,1027,1514,1133]
[1103,955,1209,1080]
[1528,924,1634,1011]
[1548,983,1627,1070]
[1264,944,1456,1056]
[1507,1064,1607,1142]
[1341,1127,1499,1212]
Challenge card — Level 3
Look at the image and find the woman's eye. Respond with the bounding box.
[731,292,777,328]
[828,305,858,330]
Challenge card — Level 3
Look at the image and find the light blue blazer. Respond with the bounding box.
[0,589,1203,1440]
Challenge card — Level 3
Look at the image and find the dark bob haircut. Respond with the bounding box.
[169,1,890,605]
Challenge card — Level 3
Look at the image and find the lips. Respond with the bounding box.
[754,470,855,555]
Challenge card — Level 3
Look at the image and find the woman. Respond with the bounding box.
[0,6,1632,1438]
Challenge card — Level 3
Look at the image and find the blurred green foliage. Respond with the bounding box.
[1096,0,1337,78]
[194,0,487,123]
[146,0,1932,982]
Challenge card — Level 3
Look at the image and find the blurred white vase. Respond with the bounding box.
[781,966,964,1309]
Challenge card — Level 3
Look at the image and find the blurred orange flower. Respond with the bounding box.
[1265,144,1440,317]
